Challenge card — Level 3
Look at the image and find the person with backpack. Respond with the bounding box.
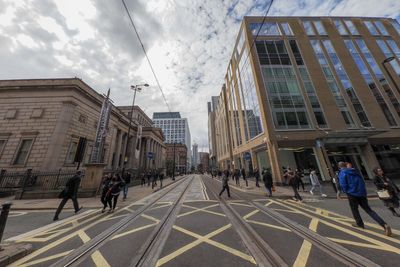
[338,161,392,236]
[54,170,83,221]
[262,167,273,197]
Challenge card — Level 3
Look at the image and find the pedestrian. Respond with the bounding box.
[282,167,288,185]
[217,170,222,178]
[262,167,273,197]
[101,174,112,213]
[234,169,240,186]
[147,171,151,187]
[159,171,164,188]
[241,168,248,187]
[54,170,83,221]
[289,170,303,202]
[373,167,400,217]
[295,169,305,191]
[309,169,327,197]
[122,172,131,201]
[106,175,124,212]
[140,172,146,187]
[338,162,392,236]
[152,171,158,189]
[254,168,260,188]
[219,169,231,198]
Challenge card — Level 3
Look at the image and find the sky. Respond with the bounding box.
[0,0,399,152]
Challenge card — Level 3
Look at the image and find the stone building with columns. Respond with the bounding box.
[211,16,400,183]
[0,78,165,175]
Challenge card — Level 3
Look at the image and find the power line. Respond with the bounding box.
[121,0,172,113]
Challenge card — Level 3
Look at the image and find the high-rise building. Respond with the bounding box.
[192,143,199,168]
[153,112,191,168]
[211,16,400,183]
[207,96,219,170]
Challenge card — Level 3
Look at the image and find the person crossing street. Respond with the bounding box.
[219,169,231,198]
[262,167,273,197]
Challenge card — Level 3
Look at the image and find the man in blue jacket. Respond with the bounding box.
[337,162,391,236]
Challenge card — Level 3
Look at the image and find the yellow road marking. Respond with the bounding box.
[156,224,256,266]
[124,207,135,213]
[91,251,111,267]
[274,200,400,254]
[9,250,73,267]
[327,238,390,251]
[282,200,400,246]
[141,214,161,223]
[178,204,225,218]
[293,218,319,267]
[246,220,291,232]
[229,202,253,208]
[264,201,274,207]
[272,208,302,214]
[147,203,172,211]
[99,214,128,222]
[243,209,259,220]
[78,230,91,243]
[111,223,158,240]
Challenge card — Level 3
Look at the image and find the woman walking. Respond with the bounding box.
[101,174,112,213]
[373,167,400,217]
[106,175,124,213]
[288,169,303,202]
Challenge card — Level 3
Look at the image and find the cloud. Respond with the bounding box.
[0,0,400,152]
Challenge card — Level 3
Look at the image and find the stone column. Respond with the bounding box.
[360,143,380,179]
[266,139,282,184]
[42,101,77,170]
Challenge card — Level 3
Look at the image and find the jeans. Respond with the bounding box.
[123,183,129,199]
[54,196,79,219]
[219,185,230,197]
[347,195,386,228]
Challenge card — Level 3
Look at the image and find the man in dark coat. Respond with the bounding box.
[219,169,231,198]
[54,170,83,221]
[262,168,273,197]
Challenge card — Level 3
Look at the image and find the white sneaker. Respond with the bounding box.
[309,190,314,195]
[321,194,327,197]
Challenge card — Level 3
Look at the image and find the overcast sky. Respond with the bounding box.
[1,0,399,152]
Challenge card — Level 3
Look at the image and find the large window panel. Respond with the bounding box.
[364,21,379,35]
[344,39,397,126]
[250,22,281,36]
[13,139,34,165]
[334,20,348,35]
[344,20,359,35]
[391,20,400,35]
[374,21,388,35]
[302,21,315,35]
[377,39,400,78]
[313,21,327,35]
[280,22,293,35]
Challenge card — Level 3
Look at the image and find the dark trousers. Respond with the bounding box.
[219,185,230,197]
[255,177,260,187]
[297,179,305,191]
[101,194,111,209]
[235,177,239,185]
[107,194,120,210]
[54,196,79,219]
[265,186,272,197]
[347,195,386,228]
[292,184,302,201]
[243,177,248,187]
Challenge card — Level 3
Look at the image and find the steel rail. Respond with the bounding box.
[131,175,195,266]
[50,176,190,267]
[202,176,288,267]
[213,175,380,267]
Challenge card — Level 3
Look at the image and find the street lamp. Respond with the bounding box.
[122,83,149,176]
[381,57,400,93]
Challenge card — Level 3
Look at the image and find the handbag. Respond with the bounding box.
[377,189,391,200]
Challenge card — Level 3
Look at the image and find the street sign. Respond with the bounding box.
[147,152,154,159]
[244,152,251,161]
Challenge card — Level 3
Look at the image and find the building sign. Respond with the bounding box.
[244,152,251,161]
[147,152,154,159]
[90,89,112,163]
[135,125,142,159]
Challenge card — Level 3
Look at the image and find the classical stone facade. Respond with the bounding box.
[0,78,165,175]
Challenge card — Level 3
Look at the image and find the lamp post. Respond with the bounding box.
[382,57,400,93]
[172,142,176,181]
[122,83,149,176]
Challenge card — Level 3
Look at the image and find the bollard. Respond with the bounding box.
[0,202,12,251]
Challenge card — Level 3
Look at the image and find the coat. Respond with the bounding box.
[222,175,229,186]
[374,175,399,208]
[338,168,367,197]
[64,174,81,198]
[263,171,273,188]
[309,171,320,186]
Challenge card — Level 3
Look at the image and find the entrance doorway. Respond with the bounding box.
[326,146,369,179]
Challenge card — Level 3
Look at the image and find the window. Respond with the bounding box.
[13,139,33,165]
[374,21,388,35]
[280,23,293,35]
[334,20,348,35]
[66,140,78,164]
[313,21,327,35]
[364,21,379,35]
[249,22,281,36]
[302,21,315,35]
[0,139,6,157]
[377,39,400,78]
[391,20,400,35]
[344,20,359,35]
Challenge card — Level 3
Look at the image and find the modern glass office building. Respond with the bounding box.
[212,16,400,182]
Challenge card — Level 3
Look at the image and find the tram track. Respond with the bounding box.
[204,175,380,267]
[50,175,193,267]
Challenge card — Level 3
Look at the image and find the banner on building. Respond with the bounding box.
[90,89,112,163]
[135,125,142,159]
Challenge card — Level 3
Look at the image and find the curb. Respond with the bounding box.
[0,243,32,266]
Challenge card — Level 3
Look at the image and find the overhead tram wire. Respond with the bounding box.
[121,0,172,113]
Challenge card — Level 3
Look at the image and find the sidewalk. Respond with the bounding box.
[208,175,379,199]
[0,176,185,210]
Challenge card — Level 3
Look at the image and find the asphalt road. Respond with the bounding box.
[5,174,400,267]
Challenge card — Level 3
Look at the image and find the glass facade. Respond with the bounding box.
[374,21,388,35]
[373,144,400,179]
[250,22,280,36]
[322,40,371,127]
[310,40,356,127]
[334,19,348,35]
[354,39,400,119]
[313,21,327,35]
[391,20,400,35]
[237,47,264,140]
[344,39,397,126]
[228,64,242,147]
[289,39,327,127]
[303,21,315,35]
[344,20,359,35]
[256,40,310,129]
[364,21,379,35]
[280,22,293,35]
